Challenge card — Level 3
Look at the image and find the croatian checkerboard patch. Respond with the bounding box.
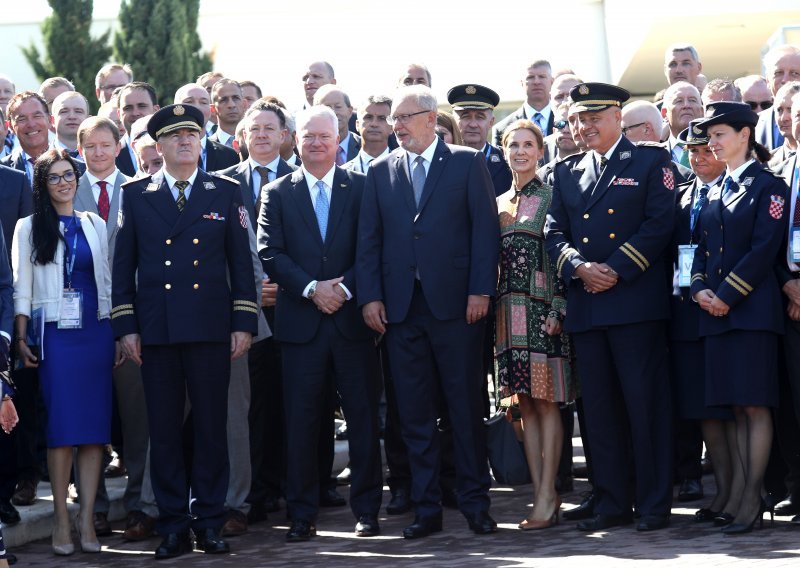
[769,195,785,220]
[239,205,249,229]
[662,167,674,191]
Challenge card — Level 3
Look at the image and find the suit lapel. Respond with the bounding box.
[324,168,350,249]
[722,162,760,210]
[142,172,180,226]
[75,176,98,215]
[394,151,417,217]
[287,170,324,247]
[170,171,218,236]
[107,172,127,237]
[586,138,636,210]
[574,153,597,205]
[416,139,449,216]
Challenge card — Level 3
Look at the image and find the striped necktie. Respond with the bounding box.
[175,181,188,212]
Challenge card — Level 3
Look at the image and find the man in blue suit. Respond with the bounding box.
[545,83,675,532]
[258,105,382,542]
[357,85,500,539]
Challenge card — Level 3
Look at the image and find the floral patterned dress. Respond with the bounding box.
[495,178,576,403]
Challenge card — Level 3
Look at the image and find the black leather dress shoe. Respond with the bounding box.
[193,528,230,554]
[403,515,443,539]
[563,492,596,521]
[154,532,191,560]
[386,488,412,515]
[636,514,670,531]
[465,511,497,535]
[677,478,703,502]
[577,513,633,532]
[694,508,720,522]
[319,488,346,507]
[355,514,380,537]
[0,500,20,525]
[286,520,316,542]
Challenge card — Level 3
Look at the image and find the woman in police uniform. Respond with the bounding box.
[690,102,788,534]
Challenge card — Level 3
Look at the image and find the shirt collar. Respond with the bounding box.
[162,168,199,188]
[303,165,336,193]
[359,147,389,162]
[524,102,551,121]
[215,129,234,145]
[86,169,120,188]
[339,133,351,153]
[594,135,623,163]
[728,159,756,182]
[407,137,438,164]
[249,155,280,173]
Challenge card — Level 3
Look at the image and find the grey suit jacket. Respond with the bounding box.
[74,170,128,269]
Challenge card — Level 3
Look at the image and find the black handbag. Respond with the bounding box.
[485,411,531,486]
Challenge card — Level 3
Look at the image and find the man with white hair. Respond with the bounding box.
[661,81,703,166]
[258,105,382,542]
[756,45,800,149]
[621,100,664,143]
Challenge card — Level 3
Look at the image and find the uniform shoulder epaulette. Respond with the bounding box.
[209,172,239,184]
[120,176,152,190]
[635,141,667,149]
[557,152,584,165]
[760,166,785,180]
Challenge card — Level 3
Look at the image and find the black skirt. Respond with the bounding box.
[705,330,779,408]
[670,339,732,420]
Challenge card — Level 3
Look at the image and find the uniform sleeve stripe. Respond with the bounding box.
[233,306,260,314]
[620,246,647,271]
[111,304,134,313]
[620,242,650,269]
[724,275,749,296]
[691,273,705,283]
[727,272,753,292]
[233,300,259,307]
[110,309,135,319]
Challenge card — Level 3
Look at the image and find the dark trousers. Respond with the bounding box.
[141,342,231,535]
[281,318,382,522]
[571,321,673,517]
[247,335,286,505]
[774,319,800,498]
[674,420,703,481]
[385,285,491,517]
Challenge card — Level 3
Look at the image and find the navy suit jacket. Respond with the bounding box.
[0,227,12,337]
[111,169,258,344]
[2,148,85,179]
[545,136,675,333]
[217,158,296,227]
[756,108,783,151]
[492,104,555,147]
[357,139,500,322]
[0,164,32,257]
[258,166,373,344]
[115,141,136,177]
[690,162,787,336]
[484,143,513,197]
[204,139,240,172]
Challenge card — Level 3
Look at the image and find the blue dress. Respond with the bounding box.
[38,216,113,447]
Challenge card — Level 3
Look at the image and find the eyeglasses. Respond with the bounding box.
[621,121,647,135]
[99,84,126,93]
[554,120,569,130]
[387,110,429,125]
[745,100,772,111]
[46,170,76,185]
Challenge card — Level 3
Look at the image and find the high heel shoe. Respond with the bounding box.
[712,511,734,527]
[518,497,561,530]
[74,515,101,553]
[52,525,74,556]
[721,500,766,535]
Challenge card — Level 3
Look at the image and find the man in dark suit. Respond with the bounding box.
[448,84,512,197]
[258,105,382,541]
[112,103,258,559]
[492,60,555,146]
[313,85,361,164]
[544,83,675,532]
[115,82,160,177]
[1,92,55,182]
[756,45,800,150]
[0,165,31,256]
[217,100,297,523]
[357,85,500,539]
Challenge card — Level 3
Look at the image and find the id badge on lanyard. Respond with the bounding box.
[792,227,800,263]
[677,244,697,287]
[59,217,83,329]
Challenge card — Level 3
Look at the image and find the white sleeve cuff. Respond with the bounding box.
[338,283,353,301]
[302,280,317,298]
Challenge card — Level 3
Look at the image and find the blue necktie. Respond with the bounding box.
[690,183,709,233]
[314,180,329,240]
[411,155,426,209]
[534,112,544,134]
[721,176,733,199]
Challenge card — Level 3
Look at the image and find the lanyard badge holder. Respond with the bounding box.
[59,217,83,329]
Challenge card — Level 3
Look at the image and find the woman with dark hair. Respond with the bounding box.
[690,102,788,534]
[496,119,576,530]
[11,149,117,555]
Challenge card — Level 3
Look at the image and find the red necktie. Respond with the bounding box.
[97,180,110,222]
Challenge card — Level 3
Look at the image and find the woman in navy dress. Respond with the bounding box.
[12,149,116,555]
[690,102,788,534]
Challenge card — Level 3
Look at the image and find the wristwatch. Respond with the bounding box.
[308,281,317,299]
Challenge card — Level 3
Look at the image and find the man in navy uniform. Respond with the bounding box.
[112,103,258,559]
[544,83,675,532]
[448,84,512,197]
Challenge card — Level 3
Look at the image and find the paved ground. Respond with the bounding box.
[8,476,800,567]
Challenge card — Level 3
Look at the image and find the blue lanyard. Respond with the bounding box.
[63,216,79,289]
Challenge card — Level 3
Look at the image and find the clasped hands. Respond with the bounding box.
[313,277,347,315]
[783,279,800,321]
[693,289,730,317]
[576,262,618,293]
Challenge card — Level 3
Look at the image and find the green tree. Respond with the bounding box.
[113,0,211,107]
[21,0,111,113]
